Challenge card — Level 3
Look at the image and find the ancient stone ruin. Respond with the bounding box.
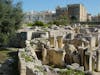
[18,25,100,75]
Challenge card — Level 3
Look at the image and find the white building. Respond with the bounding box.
[23,10,55,23]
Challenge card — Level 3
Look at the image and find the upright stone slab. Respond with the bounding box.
[85,52,93,71]
[83,48,89,71]
[96,50,100,72]
[90,36,96,49]
[89,52,93,71]
[98,35,100,47]
[49,37,55,48]
[78,47,85,66]
[47,49,66,66]
[20,58,26,75]
[57,36,63,48]
[42,46,48,64]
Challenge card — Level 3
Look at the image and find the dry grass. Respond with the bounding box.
[0,48,17,63]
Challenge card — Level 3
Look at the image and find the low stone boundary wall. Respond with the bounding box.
[18,49,26,75]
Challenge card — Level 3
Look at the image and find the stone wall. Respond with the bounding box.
[42,49,66,66]
[18,49,26,75]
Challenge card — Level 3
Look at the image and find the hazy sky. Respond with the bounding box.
[14,0,100,15]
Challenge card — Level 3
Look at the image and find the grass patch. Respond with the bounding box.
[35,66,47,75]
[0,48,17,63]
[0,48,19,75]
[59,69,85,75]
[21,52,33,62]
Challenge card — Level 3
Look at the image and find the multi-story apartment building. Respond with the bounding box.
[24,4,88,24]
[24,10,55,23]
[68,4,87,22]
[56,6,68,17]
[24,11,38,23]
[92,14,100,22]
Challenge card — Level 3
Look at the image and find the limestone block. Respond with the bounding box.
[49,37,55,48]
[96,50,100,72]
[84,51,93,71]
[47,50,66,66]
[42,48,48,64]
[65,44,77,54]
[84,50,89,71]
[57,36,63,48]
[90,37,96,49]
[78,47,85,66]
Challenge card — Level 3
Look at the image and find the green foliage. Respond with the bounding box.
[27,23,33,27]
[33,21,45,26]
[48,21,54,25]
[59,69,85,75]
[49,14,70,26]
[0,0,23,46]
[33,21,49,27]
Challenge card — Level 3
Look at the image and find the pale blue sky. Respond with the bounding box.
[14,0,100,15]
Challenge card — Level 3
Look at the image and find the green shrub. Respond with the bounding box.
[33,21,49,27]
[27,23,33,26]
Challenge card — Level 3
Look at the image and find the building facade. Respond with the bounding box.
[92,14,100,22]
[68,4,87,22]
[24,11,55,23]
[56,6,68,17]
[24,4,89,24]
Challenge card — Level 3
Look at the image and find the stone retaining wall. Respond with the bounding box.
[18,49,26,75]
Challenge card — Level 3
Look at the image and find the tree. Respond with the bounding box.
[0,0,23,46]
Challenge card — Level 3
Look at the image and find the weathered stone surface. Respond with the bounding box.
[85,71,93,75]
[96,50,100,72]
[66,65,76,70]
[45,50,65,66]
[53,68,60,73]
[71,63,80,69]
[65,44,77,53]
[43,65,50,72]
[76,66,84,72]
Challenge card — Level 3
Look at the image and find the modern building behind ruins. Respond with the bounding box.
[23,3,100,24]
[56,6,68,17]
[23,4,89,24]
[92,14,100,22]
[24,10,55,23]
[68,4,87,22]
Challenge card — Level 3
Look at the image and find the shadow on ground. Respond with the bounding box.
[0,48,19,75]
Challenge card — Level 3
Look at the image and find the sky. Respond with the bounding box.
[14,0,100,15]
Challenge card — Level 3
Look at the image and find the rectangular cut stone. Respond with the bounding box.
[49,37,55,48]
[90,37,96,49]
[47,50,66,66]
[78,47,85,66]
[84,49,89,71]
[96,50,100,72]
[57,36,63,48]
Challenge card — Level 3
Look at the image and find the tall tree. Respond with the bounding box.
[0,0,23,46]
